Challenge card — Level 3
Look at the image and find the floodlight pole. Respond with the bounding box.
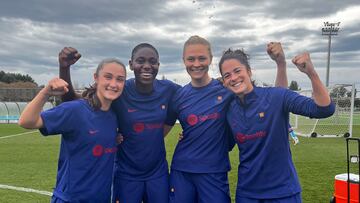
[322,22,340,87]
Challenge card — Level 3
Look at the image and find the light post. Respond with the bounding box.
[322,21,340,87]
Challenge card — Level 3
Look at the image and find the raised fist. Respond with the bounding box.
[58,47,81,68]
[44,78,69,96]
[292,52,315,76]
[267,42,285,64]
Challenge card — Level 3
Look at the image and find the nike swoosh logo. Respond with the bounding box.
[180,105,189,110]
[89,130,99,135]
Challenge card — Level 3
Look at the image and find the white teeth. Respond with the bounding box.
[232,81,242,87]
[141,73,152,77]
[106,88,118,92]
[190,67,205,72]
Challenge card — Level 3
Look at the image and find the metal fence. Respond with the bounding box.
[0,101,54,123]
[0,88,42,102]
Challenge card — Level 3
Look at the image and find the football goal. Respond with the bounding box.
[290,84,355,138]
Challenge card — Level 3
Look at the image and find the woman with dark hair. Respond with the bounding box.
[19,56,126,203]
[219,48,335,203]
[111,43,180,203]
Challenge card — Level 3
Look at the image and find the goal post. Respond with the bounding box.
[290,83,355,138]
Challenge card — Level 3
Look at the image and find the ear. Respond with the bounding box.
[93,73,98,81]
[248,69,252,78]
[129,60,134,71]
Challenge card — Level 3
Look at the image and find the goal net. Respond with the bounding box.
[290,84,355,138]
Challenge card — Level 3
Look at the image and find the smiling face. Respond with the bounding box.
[95,62,126,105]
[183,44,212,83]
[221,59,253,97]
[130,46,159,87]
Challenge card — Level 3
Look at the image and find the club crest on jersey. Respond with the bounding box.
[215,95,223,104]
[259,112,265,118]
[161,104,166,110]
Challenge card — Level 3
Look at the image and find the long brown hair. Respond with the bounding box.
[82,58,126,110]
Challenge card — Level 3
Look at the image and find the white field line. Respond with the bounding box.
[0,184,52,196]
[0,131,38,139]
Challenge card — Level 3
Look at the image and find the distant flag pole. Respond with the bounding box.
[322,21,340,87]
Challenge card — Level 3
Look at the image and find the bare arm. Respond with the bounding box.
[267,42,288,87]
[58,47,82,102]
[18,78,69,129]
[292,52,331,106]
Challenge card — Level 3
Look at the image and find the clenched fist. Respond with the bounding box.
[59,47,82,68]
[44,78,69,97]
[292,52,316,76]
[267,42,285,64]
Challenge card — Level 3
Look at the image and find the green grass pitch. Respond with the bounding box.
[0,123,359,202]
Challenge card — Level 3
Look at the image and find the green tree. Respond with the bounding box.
[346,88,357,98]
[289,80,301,91]
[330,86,347,98]
[0,71,36,84]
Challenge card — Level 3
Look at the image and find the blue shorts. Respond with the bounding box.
[51,195,111,203]
[51,196,67,203]
[112,174,169,203]
[169,169,230,203]
[236,193,302,203]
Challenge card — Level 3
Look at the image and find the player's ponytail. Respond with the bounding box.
[82,84,101,110]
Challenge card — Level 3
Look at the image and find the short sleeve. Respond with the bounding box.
[39,102,77,136]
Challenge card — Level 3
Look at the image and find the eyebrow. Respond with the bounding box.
[223,67,241,76]
[103,72,125,76]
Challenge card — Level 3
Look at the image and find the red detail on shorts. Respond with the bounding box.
[187,114,198,126]
[92,145,104,157]
[133,123,145,133]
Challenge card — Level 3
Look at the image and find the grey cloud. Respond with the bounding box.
[0,0,167,24]
[0,0,359,88]
[219,0,359,19]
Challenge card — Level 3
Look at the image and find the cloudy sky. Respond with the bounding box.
[0,0,359,90]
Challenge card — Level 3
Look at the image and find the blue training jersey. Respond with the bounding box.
[226,86,335,199]
[166,79,234,173]
[112,78,180,180]
[40,99,118,202]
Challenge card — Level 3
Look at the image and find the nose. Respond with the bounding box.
[230,73,237,82]
[143,61,151,70]
[193,59,201,67]
[109,78,117,87]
